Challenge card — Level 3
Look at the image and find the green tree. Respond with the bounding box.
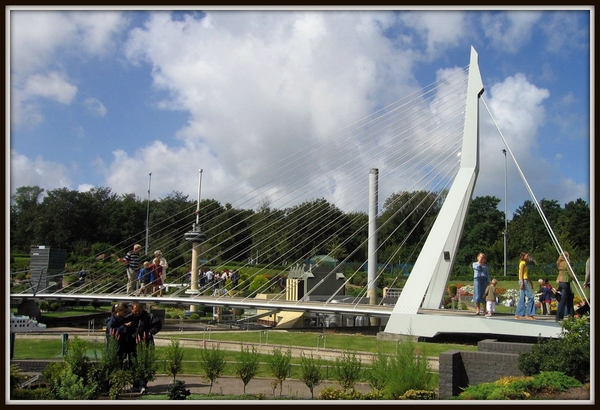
[557,198,590,256]
[10,185,45,252]
[165,338,185,382]
[300,352,324,399]
[130,341,158,391]
[234,344,261,394]
[198,344,226,394]
[332,350,362,390]
[455,195,504,271]
[379,190,444,264]
[267,347,292,396]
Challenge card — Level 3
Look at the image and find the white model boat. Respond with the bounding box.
[10,313,46,333]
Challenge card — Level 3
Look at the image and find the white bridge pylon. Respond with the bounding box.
[383,46,561,339]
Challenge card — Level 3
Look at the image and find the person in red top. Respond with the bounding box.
[149,258,164,296]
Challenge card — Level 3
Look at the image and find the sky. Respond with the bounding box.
[7,7,592,220]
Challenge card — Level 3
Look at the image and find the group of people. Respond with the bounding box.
[105,301,162,394]
[119,245,168,297]
[188,268,241,291]
[472,251,589,322]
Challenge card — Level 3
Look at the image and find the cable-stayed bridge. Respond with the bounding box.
[10,47,565,340]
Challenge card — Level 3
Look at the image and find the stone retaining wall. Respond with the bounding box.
[438,339,534,399]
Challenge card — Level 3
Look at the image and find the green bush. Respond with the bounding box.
[131,341,158,390]
[11,387,55,400]
[317,387,365,400]
[456,372,582,400]
[332,351,362,390]
[167,380,191,400]
[41,361,67,397]
[382,340,433,399]
[517,316,590,383]
[55,368,97,400]
[365,350,389,391]
[400,389,438,400]
[10,364,21,391]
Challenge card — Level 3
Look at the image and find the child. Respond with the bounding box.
[149,258,163,296]
[484,278,498,317]
[137,261,152,296]
[542,279,554,315]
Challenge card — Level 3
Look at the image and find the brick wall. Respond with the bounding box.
[438,339,534,399]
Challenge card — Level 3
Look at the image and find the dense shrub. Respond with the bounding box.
[455,372,581,400]
[518,316,590,383]
[317,387,364,400]
[11,387,56,400]
[400,389,438,400]
[167,380,191,400]
[332,351,362,390]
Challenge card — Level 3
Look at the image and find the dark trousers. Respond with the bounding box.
[556,282,573,321]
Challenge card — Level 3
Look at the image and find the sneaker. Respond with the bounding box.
[485,313,492,317]
[140,387,147,395]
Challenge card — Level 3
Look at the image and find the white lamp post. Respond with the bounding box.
[145,172,152,255]
[503,149,507,276]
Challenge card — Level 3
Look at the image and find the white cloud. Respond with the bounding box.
[24,72,77,104]
[480,11,542,54]
[84,97,107,117]
[10,150,73,195]
[10,11,128,75]
[541,11,589,53]
[115,11,420,208]
[398,11,468,57]
[9,10,127,128]
[472,73,588,215]
[77,183,95,192]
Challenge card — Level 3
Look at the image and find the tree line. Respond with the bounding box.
[10,185,590,276]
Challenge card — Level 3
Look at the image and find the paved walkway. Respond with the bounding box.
[140,374,372,399]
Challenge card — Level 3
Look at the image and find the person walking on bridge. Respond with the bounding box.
[119,244,142,296]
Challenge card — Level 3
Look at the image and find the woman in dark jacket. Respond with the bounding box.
[108,302,134,368]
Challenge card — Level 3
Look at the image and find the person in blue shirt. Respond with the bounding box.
[137,261,152,296]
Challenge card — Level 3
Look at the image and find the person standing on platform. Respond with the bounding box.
[584,256,590,289]
[119,244,142,296]
[556,251,575,322]
[484,278,498,317]
[515,252,536,320]
[153,250,168,295]
[472,253,490,315]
